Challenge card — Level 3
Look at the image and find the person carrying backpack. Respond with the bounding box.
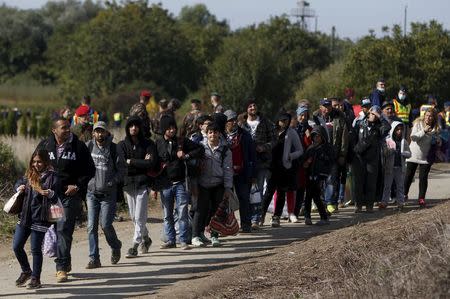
[85,122,126,268]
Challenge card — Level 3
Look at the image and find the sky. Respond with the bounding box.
[2,0,450,39]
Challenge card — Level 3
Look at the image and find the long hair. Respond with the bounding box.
[25,149,51,193]
[415,107,440,133]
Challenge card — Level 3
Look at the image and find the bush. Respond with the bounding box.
[0,140,18,190]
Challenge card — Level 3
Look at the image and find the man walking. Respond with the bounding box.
[85,121,126,269]
[36,117,95,283]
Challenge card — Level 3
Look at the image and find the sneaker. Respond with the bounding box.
[344,200,354,207]
[378,202,388,210]
[140,237,152,254]
[418,198,426,208]
[304,218,312,225]
[199,232,211,244]
[125,247,138,258]
[270,216,281,227]
[180,243,191,250]
[160,241,176,249]
[85,259,101,269]
[354,205,363,213]
[316,219,330,226]
[192,237,206,247]
[111,248,121,265]
[15,271,32,286]
[211,237,221,247]
[252,222,260,230]
[289,214,299,223]
[27,277,41,289]
[326,204,336,214]
[56,271,68,283]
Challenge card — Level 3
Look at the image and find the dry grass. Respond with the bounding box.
[0,135,41,168]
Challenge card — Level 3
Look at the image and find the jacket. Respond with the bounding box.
[226,127,256,181]
[302,126,334,180]
[86,136,126,194]
[198,138,233,190]
[118,116,158,187]
[36,133,95,196]
[407,119,441,164]
[369,89,386,107]
[282,127,303,169]
[15,170,58,230]
[353,117,391,164]
[313,108,349,160]
[241,113,276,169]
[383,121,411,174]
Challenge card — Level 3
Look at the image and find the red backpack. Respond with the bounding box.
[229,133,245,175]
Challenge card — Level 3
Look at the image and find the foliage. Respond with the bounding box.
[38,112,51,137]
[29,114,38,138]
[4,111,17,136]
[19,116,28,137]
[0,140,17,185]
[343,21,450,106]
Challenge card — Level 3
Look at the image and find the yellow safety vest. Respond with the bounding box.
[113,112,122,122]
[420,104,434,118]
[393,99,411,124]
[446,111,450,127]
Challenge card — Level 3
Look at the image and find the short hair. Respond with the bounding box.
[52,117,69,128]
[196,115,213,126]
[206,123,221,133]
[82,95,91,105]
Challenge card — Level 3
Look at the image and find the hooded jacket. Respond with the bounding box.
[383,121,411,174]
[118,116,158,187]
[198,138,233,190]
[353,116,391,164]
[302,125,334,179]
[86,135,126,194]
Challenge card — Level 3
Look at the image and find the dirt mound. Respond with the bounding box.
[155,201,450,299]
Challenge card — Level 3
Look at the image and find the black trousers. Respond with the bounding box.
[304,179,328,220]
[404,162,432,199]
[193,185,224,238]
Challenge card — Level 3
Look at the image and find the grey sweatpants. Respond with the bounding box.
[124,185,149,244]
[382,166,405,205]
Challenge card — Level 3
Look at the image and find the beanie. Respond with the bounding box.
[244,98,256,112]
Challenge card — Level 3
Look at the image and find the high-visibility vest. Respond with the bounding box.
[446,111,450,127]
[420,104,434,118]
[113,112,122,122]
[393,99,411,124]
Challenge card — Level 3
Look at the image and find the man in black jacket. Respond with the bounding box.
[36,117,95,283]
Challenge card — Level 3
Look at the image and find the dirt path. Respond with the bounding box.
[0,166,449,298]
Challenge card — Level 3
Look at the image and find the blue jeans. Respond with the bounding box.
[55,195,82,271]
[13,224,46,279]
[87,191,122,261]
[324,163,339,206]
[160,183,189,244]
[251,168,270,223]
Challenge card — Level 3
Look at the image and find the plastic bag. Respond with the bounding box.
[43,225,57,258]
[48,198,66,223]
[249,184,262,204]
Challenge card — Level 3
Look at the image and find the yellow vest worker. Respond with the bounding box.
[393,99,411,124]
[146,96,158,118]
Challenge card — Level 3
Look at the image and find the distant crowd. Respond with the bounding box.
[9,78,450,289]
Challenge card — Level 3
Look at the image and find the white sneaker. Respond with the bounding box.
[199,233,211,244]
[289,214,299,223]
[192,237,205,247]
[211,237,221,247]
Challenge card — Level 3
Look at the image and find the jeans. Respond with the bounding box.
[124,184,149,244]
[55,195,82,271]
[194,185,224,238]
[13,224,46,279]
[234,176,251,228]
[404,162,432,199]
[252,168,271,222]
[324,163,339,205]
[160,183,189,244]
[382,167,405,205]
[87,191,122,261]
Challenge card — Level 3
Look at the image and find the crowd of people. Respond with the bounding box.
[10,78,450,289]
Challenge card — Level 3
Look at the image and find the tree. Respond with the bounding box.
[19,116,28,137]
[29,114,38,138]
[38,112,51,137]
[4,111,17,136]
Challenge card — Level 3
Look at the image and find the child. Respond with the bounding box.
[380,121,411,210]
[302,126,332,225]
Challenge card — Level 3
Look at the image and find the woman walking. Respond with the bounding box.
[404,108,441,207]
[12,149,59,289]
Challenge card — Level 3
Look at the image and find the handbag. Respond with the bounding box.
[3,191,25,214]
[48,198,66,223]
[43,225,57,258]
[209,199,239,236]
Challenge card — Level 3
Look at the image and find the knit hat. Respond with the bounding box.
[296,106,309,116]
[276,112,291,123]
[140,90,152,98]
[244,98,257,112]
[75,105,90,117]
[160,115,177,134]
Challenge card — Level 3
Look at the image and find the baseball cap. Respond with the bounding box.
[224,110,237,121]
[93,121,107,131]
[320,98,332,106]
[361,98,372,107]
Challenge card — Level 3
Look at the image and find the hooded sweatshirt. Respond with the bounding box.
[86,135,126,194]
[384,121,411,173]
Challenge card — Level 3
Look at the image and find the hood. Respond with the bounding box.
[311,125,328,144]
[125,116,144,140]
[389,120,403,139]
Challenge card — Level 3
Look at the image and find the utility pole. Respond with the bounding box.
[291,1,316,31]
[404,5,408,36]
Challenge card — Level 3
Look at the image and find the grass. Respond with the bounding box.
[0,135,41,169]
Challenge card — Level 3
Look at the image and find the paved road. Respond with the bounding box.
[0,166,449,298]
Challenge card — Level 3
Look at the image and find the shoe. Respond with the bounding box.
[344,200,354,207]
[192,237,206,247]
[111,248,121,265]
[125,246,138,258]
[27,277,41,289]
[199,232,211,244]
[404,195,409,203]
[252,222,260,230]
[160,241,176,249]
[180,242,191,250]
[316,219,330,226]
[326,204,336,214]
[85,259,101,269]
[56,271,68,283]
[304,218,312,225]
[418,198,426,208]
[338,202,345,209]
[66,264,72,273]
[354,205,363,213]
[140,237,152,254]
[289,214,299,223]
[271,216,280,227]
[15,271,31,286]
[211,237,221,247]
[378,202,388,210]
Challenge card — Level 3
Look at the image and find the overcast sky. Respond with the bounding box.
[2,0,450,39]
